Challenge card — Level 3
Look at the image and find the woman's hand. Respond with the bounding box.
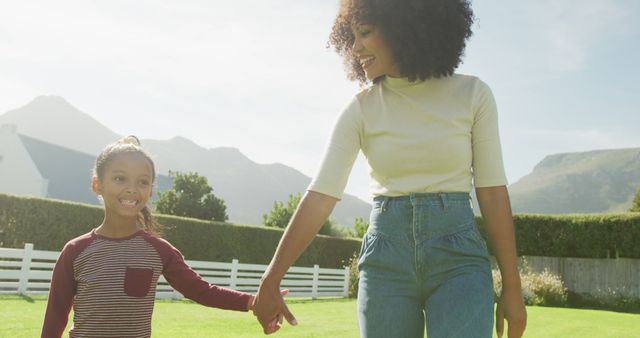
[495,287,527,338]
[250,191,336,334]
[252,282,297,334]
[475,186,527,337]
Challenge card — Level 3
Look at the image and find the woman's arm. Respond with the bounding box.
[253,190,338,334]
[475,186,527,338]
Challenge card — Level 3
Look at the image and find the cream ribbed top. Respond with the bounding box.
[308,74,508,200]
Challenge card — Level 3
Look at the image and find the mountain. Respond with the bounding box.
[0,96,119,155]
[508,148,640,214]
[141,137,372,225]
[1,96,371,228]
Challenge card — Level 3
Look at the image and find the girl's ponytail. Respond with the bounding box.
[139,205,161,236]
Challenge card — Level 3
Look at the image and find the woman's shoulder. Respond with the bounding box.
[440,74,494,101]
[351,83,376,102]
[349,82,384,112]
[450,73,492,89]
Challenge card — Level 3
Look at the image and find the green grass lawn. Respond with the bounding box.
[2,295,639,337]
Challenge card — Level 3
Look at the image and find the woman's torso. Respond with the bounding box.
[308,74,507,199]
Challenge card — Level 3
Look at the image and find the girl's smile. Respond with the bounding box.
[92,152,153,233]
[119,198,140,208]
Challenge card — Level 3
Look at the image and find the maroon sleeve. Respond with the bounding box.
[148,235,252,311]
[41,238,83,338]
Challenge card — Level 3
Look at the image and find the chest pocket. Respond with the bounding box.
[124,267,153,297]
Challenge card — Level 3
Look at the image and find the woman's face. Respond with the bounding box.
[351,23,401,80]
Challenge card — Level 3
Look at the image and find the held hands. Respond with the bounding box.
[251,285,297,334]
[495,287,527,338]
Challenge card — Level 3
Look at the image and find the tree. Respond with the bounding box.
[263,193,335,236]
[631,187,640,212]
[154,171,228,222]
[354,217,369,238]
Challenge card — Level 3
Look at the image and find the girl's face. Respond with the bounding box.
[92,153,153,221]
[351,23,402,80]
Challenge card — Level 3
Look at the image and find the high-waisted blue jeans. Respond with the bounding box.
[357,192,494,338]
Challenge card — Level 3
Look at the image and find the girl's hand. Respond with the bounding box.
[251,286,296,334]
[495,288,527,338]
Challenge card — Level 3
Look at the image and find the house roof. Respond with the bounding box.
[19,134,172,205]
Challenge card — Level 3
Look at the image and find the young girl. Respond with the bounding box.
[254,0,527,337]
[41,136,274,337]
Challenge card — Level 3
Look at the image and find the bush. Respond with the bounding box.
[492,260,568,307]
[567,290,640,313]
[345,252,359,298]
[522,270,568,306]
[631,187,640,212]
[263,193,341,237]
[353,217,369,238]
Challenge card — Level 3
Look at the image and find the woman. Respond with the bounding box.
[254,0,526,337]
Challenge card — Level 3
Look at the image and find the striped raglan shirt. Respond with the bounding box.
[41,229,252,338]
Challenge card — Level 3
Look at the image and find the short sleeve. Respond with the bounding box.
[307,97,363,199]
[471,80,508,187]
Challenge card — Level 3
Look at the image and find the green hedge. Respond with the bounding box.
[0,193,360,268]
[155,215,360,268]
[476,213,640,259]
[3,193,639,263]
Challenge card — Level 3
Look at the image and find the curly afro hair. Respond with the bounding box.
[329,0,475,84]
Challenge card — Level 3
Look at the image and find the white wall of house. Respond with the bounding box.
[0,124,48,197]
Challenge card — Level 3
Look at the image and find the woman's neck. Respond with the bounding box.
[96,214,140,238]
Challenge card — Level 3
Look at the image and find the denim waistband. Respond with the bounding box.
[370,192,475,241]
[373,192,471,209]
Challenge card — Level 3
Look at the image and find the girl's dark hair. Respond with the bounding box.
[329,0,475,84]
[93,135,161,235]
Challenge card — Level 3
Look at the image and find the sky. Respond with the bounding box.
[1,0,639,202]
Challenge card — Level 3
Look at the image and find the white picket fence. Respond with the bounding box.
[0,244,350,299]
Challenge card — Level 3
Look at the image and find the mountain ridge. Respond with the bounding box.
[508,147,640,214]
[0,96,371,227]
[0,96,119,155]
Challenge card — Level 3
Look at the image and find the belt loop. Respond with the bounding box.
[381,196,389,212]
[439,193,448,212]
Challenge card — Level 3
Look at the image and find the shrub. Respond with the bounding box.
[345,252,359,298]
[353,217,369,238]
[567,288,640,313]
[631,187,640,212]
[521,269,568,306]
[493,260,568,307]
[262,193,340,237]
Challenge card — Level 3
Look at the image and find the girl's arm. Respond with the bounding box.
[253,190,338,333]
[475,186,527,338]
[156,238,253,311]
[41,247,76,338]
